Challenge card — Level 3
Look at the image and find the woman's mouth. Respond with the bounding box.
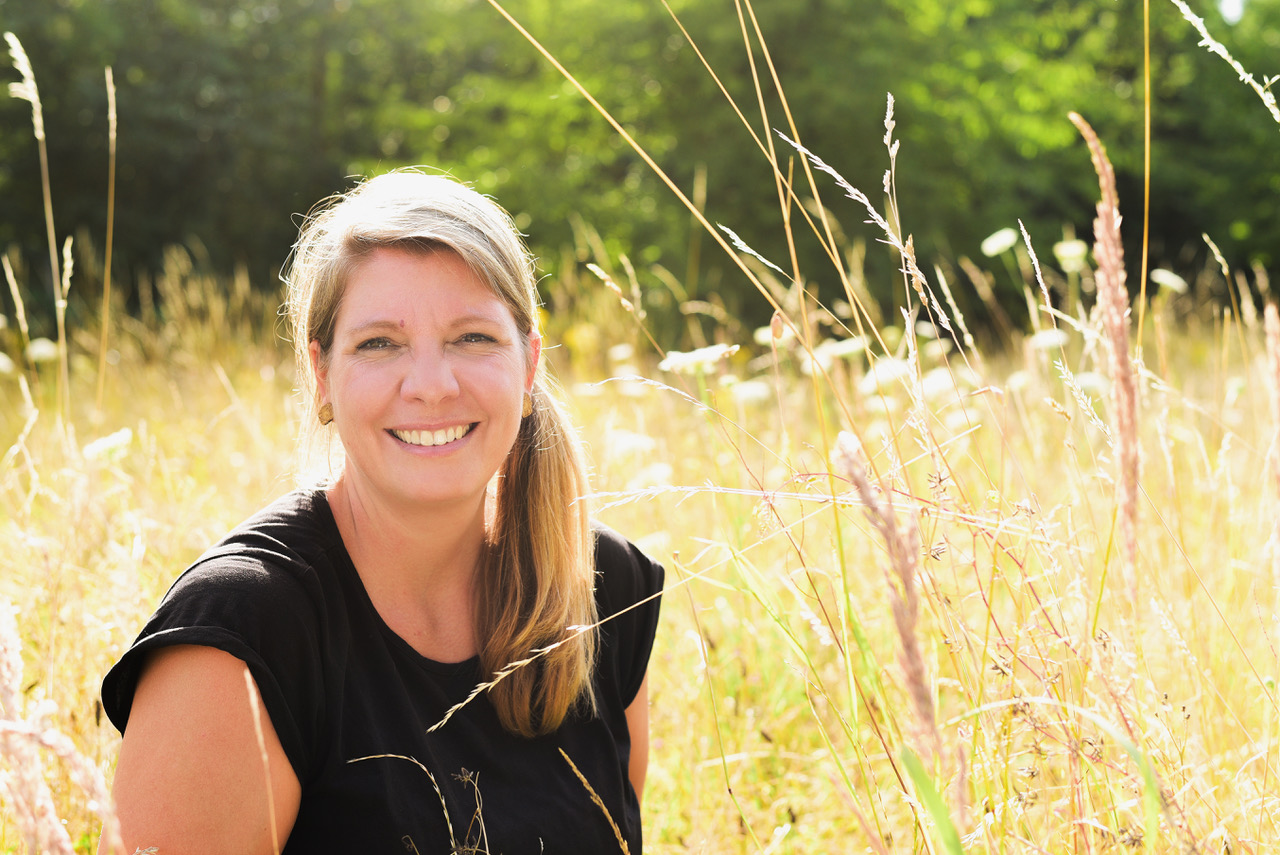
[390,424,476,447]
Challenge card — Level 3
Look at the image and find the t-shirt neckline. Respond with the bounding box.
[309,488,484,678]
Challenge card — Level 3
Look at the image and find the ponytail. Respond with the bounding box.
[478,380,599,737]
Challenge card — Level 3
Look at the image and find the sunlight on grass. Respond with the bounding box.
[4,6,1280,853]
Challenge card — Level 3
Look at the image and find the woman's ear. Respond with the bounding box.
[525,332,542,391]
[309,340,330,409]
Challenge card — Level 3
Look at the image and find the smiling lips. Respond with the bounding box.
[390,424,475,447]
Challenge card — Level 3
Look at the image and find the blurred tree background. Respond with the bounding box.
[0,0,1275,337]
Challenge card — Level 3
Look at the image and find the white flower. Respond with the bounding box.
[607,342,634,362]
[26,337,58,363]
[1028,328,1070,351]
[1075,372,1109,397]
[797,349,830,376]
[1005,370,1032,393]
[814,335,868,361]
[981,227,1019,258]
[626,462,674,491]
[944,406,980,435]
[0,352,13,375]
[1149,268,1188,294]
[1053,239,1090,273]
[921,367,958,400]
[859,357,912,394]
[921,338,953,361]
[753,324,795,347]
[83,427,133,462]
[914,320,939,339]
[658,343,739,374]
[729,378,772,404]
[603,428,656,458]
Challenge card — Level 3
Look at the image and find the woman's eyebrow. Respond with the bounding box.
[343,319,403,337]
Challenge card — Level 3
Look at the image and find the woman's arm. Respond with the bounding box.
[107,645,302,855]
[623,671,650,805]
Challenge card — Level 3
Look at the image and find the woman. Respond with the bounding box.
[102,170,664,854]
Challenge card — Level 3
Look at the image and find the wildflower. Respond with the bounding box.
[603,428,656,458]
[1005,370,1032,393]
[626,462,674,491]
[82,427,133,463]
[914,320,939,339]
[0,352,13,375]
[607,343,634,363]
[921,338,953,361]
[863,396,901,417]
[981,227,1019,258]
[1053,239,1090,273]
[25,338,57,363]
[802,336,869,375]
[658,343,738,375]
[943,406,978,435]
[921,367,958,401]
[859,357,911,395]
[1028,328,1070,351]
[1149,268,1189,294]
[729,379,772,404]
[814,335,868,361]
[1075,372,1110,397]
[753,322,795,348]
[797,350,827,376]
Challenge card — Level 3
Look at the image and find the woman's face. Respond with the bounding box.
[311,246,538,513]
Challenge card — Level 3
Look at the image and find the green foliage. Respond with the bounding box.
[1,0,1278,337]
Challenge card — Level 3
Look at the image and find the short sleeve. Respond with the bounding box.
[592,524,664,707]
[101,549,327,781]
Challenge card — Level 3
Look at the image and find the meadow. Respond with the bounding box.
[5,5,1280,854]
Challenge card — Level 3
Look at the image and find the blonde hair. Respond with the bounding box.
[283,169,597,737]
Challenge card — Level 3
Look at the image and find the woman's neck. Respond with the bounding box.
[326,477,487,662]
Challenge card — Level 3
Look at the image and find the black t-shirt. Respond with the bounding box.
[102,489,664,854]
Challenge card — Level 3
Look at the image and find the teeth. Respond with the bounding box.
[393,425,472,447]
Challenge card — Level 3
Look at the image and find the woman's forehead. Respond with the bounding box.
[337,247,518,326]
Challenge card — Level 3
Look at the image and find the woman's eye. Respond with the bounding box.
[356,337,394,351]
[459,333,496,344]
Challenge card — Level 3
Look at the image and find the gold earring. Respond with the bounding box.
[318,403,334,425]
[521,392,533,418]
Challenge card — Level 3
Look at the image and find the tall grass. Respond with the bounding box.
[3,5,1280,853]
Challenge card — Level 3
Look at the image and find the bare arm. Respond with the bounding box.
[623,672,650,805]
[107,645,302,855]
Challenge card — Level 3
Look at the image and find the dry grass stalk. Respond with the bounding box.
[6,32,67,424]
[244,668,282,855]
[830,430,941,768]
[347,753,457,851]
[1070,111,1140,604]
[1168,0,1280,126]
[1265,303,1280,583]
[559,748,630,854]
[96,65,118,412]
[0,599,92,855]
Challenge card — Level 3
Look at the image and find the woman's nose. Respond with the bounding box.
[400,347,460,404]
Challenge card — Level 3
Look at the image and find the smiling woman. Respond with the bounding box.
[99,170,663,855]
[313,248,536,517]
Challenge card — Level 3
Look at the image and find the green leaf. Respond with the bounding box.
[900,747,964,855]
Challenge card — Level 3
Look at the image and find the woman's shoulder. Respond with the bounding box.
[196,487,337,567]
[161,489,336,598]
[591,521,663,579]
[102,489,344,753]
[588,521,664,707]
